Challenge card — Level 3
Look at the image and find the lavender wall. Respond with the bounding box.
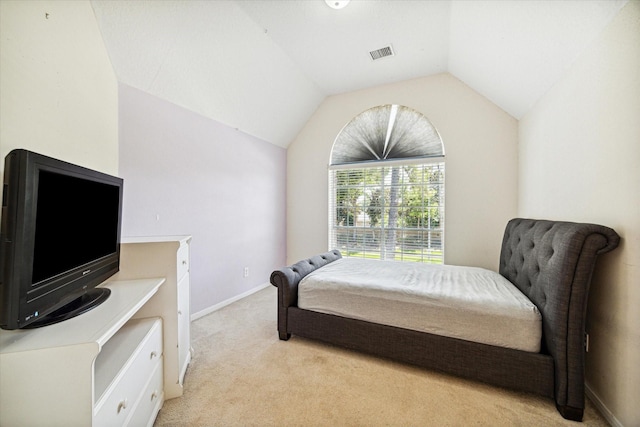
[118,84,286,315]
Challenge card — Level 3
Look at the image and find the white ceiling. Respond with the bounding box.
[90,0,626,148]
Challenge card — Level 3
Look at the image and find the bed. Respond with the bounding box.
[270,218,620,421]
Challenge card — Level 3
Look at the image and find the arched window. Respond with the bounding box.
[329,105,445,263]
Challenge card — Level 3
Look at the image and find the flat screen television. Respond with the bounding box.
[0,149,123,329]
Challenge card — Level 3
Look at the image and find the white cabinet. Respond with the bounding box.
[116,235,192,399]
[94,318,163,427]
[0,279,165,427]
[0,236,191,426]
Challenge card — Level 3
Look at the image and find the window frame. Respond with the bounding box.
[328,156,445,264]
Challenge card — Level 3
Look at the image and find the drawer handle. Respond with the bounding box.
[151,391,158,401]
[150,351,158,359]
[117,399,128,414]
[178,310,182,316]
[182,260,187,265]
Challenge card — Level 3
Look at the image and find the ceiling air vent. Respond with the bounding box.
[369,45,394,61]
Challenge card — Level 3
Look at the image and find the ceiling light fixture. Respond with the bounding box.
[325,0,350,10]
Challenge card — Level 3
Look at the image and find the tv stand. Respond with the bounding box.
[24,287,112,329]
[0,278,165,426]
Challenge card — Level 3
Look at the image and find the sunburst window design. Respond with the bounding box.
[330,104,444,166]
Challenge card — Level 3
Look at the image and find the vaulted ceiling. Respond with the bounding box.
[90,0,626,148]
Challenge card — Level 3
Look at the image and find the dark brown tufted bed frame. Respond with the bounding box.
[270,218,620,421]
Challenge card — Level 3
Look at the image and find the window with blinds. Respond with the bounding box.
[329,105,445,263]
[329,160,444,263]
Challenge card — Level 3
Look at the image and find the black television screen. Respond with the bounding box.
[0,149,123,329]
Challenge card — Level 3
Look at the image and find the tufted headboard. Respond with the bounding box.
[498,218,619,416]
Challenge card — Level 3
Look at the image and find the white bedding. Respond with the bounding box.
[298,258,542,352]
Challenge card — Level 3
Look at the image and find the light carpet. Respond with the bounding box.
[154,286,608,427]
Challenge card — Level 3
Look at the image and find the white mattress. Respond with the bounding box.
[298,258,542,352]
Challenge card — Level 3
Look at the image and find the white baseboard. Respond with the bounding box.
[190,282,271,321]
[585,382,624,427]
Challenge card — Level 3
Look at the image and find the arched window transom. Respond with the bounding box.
[330,104,444,166]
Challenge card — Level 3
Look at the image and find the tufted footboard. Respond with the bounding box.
[270,249,342,340]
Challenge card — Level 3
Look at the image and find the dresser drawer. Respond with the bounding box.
[177,243,189,281]
[127,359,164,427]
[94,318,162,427]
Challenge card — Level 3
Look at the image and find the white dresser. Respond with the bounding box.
[0,235,193,426]
[116,235,192,399]
[0,278,166,427]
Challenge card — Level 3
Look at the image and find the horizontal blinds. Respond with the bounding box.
[329,162,445,264]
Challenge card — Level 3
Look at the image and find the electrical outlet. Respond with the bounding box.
[243,267,249,278]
